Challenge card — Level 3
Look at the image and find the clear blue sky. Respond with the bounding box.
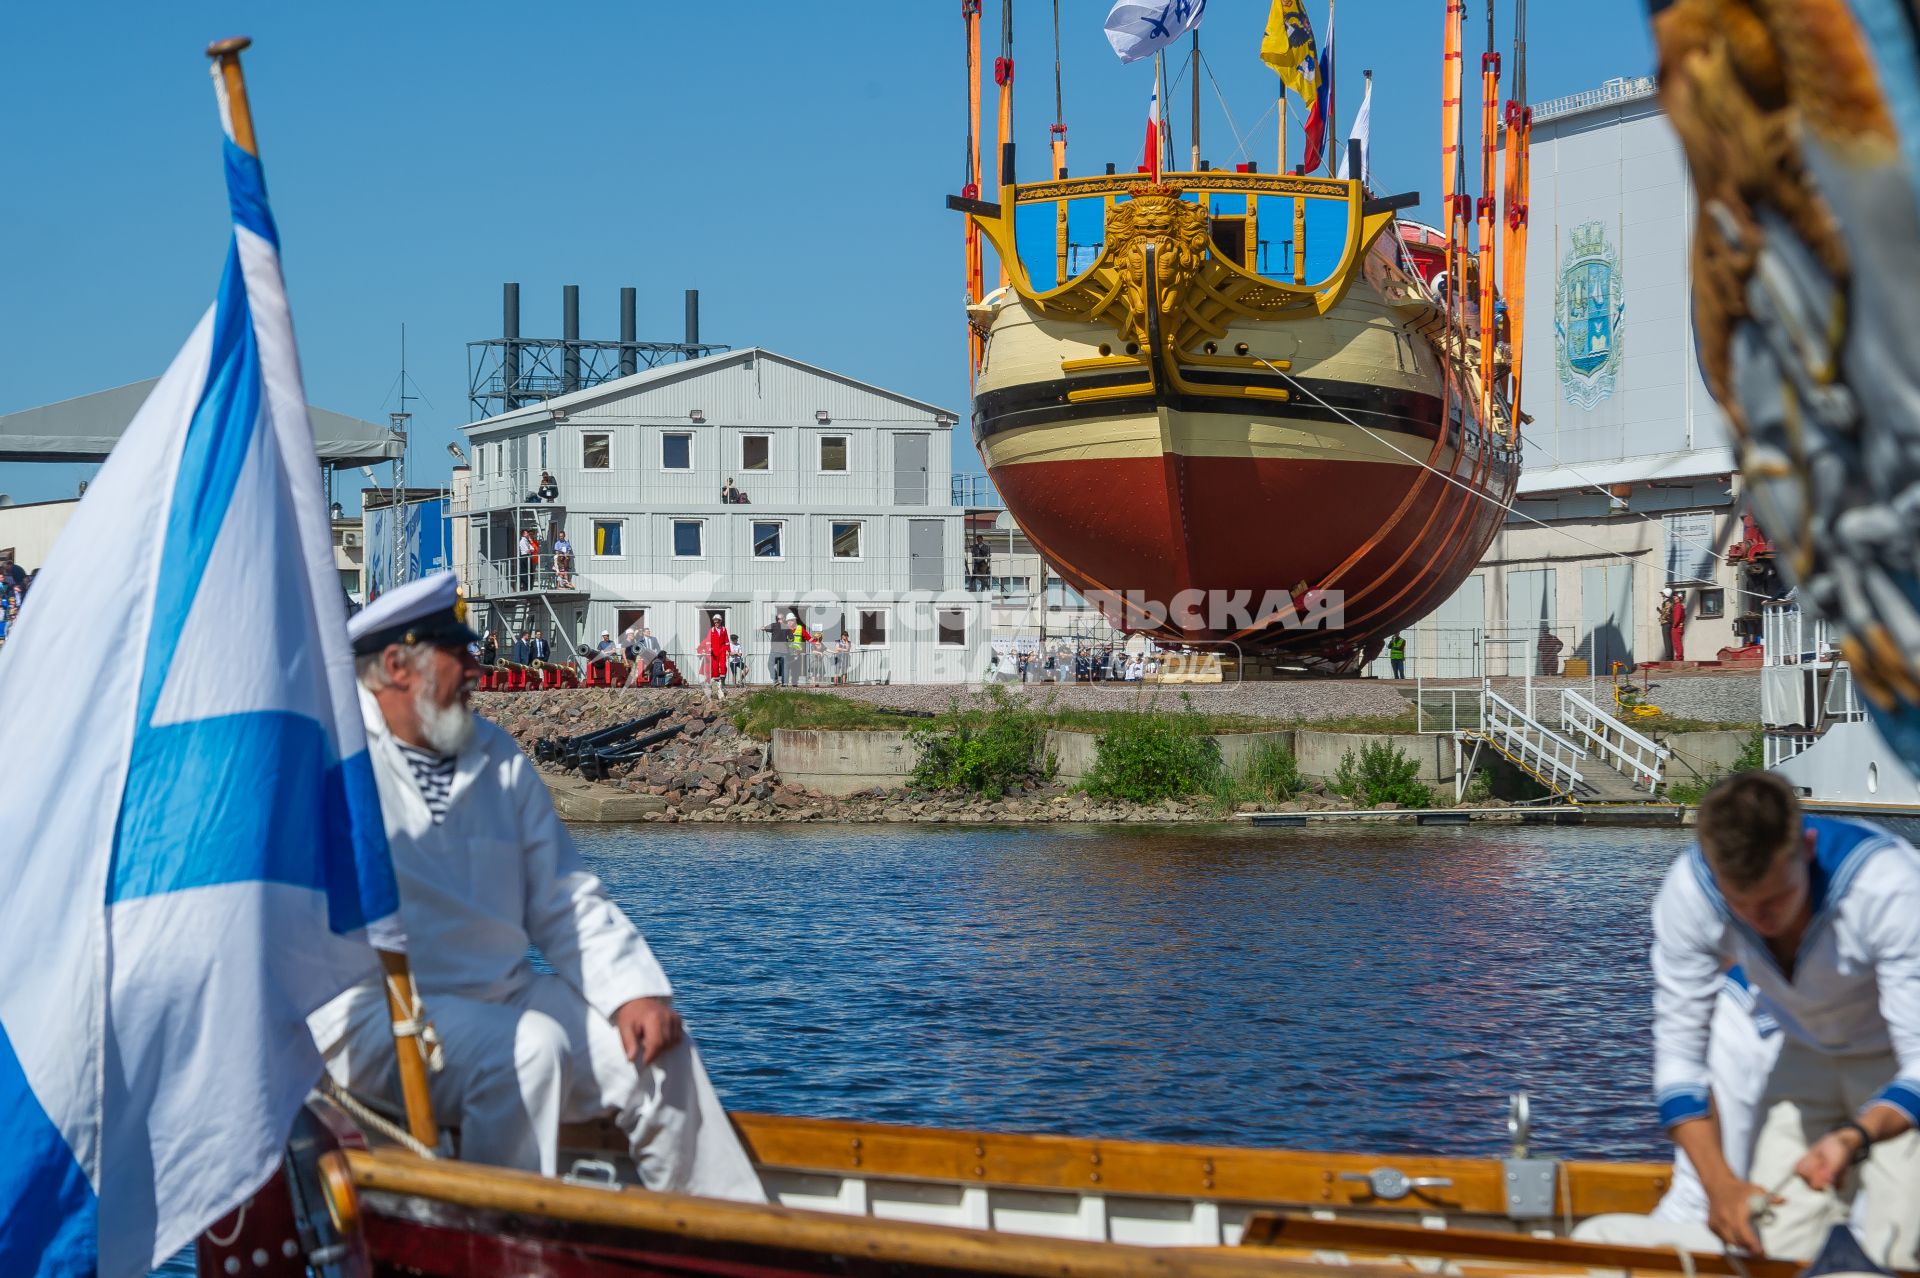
[0,1,1654,506]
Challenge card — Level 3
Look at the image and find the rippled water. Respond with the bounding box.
[155,820,1687,1276]
[581,821,1680,1160]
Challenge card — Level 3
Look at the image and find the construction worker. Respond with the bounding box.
[1387,633,1407,680]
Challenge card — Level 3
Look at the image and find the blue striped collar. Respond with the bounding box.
[1689,816,1895,982]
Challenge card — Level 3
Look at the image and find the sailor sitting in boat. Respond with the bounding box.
[1651,772,1920,1264]
[308,573,764,1201]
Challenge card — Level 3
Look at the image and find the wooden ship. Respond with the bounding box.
[949,1,1532,673]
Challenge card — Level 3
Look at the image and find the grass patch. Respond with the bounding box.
[729,690,921,737]
[1206,739,1308,814]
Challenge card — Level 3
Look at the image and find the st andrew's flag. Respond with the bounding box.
[0,62,401,1277]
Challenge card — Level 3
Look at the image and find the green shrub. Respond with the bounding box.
[1083,698,1223,803]
[1331,741,1433,808]
[1462,767,1494,805]
[908,686,1053,797]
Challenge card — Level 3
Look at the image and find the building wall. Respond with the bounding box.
[457,351,989,682]
[0,499,77,571]
[1382,82,1752,679]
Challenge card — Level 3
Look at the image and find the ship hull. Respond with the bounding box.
[973,256,1518,666]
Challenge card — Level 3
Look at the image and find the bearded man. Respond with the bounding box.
[307,573,762,1200]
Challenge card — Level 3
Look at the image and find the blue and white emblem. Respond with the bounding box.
[1555,220,1625,409]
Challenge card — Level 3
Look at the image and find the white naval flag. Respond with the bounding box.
[0,62,401,1278]
[1104,0,1208,65]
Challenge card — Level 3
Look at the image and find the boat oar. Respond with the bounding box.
[206,33,441,1153]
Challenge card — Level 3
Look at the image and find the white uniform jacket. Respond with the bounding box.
[312,690,671,1052]
[1651,816,1920,1130]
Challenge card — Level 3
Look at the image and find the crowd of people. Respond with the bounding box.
[993,639,1158,683]
[0,555,33,648]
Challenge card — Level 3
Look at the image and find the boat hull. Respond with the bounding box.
[972,232,1518,668]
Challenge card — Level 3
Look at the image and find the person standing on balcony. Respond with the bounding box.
[517,528,536,592]
[553,528,574,589]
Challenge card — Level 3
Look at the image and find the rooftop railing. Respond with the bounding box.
[1532,76,1657,124]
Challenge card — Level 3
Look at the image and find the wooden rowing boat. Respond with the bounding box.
[199,1093,1866,1278]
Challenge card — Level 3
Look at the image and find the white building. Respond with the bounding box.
[1379,77,1767,680]
[453,349,991,683]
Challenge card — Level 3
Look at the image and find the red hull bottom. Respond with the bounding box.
[990,451,1510,663]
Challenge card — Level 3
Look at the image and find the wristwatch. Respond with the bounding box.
[1834,1119,1874,1163]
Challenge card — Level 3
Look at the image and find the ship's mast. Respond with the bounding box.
[1502,0,1531,441]
[995,0,1014,287]
[1190,28,1201,171]
[1477,1,1501,431]
[963,0,984,383]
[1050,0,1067,178]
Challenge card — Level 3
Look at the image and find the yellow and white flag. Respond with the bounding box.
[1260,0,1322,104]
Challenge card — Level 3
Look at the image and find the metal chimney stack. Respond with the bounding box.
[562,284,581,393]
[684,289,700,347]
[502,282,521,410]
[619,287,638,377]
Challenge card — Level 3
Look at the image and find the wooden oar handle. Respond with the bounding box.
[378,949,440,1150]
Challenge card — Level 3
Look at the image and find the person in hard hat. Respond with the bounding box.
[1387,633,1407,679]
[308,573,762,1199]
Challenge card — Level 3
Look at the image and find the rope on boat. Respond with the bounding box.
[316,1076,439,1159]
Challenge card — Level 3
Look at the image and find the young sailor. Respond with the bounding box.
[308,573,764,1200]
[1574,966,1783,1250]
[1652,771,1920,1263]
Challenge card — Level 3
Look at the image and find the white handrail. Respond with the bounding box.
[1560,689,1671,793]
[1481,688,1586,796]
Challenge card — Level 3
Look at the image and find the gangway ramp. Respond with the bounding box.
[1415,680,1667,804]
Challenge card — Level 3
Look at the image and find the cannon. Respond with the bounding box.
[533,709,670,767]
[577,724,683,781]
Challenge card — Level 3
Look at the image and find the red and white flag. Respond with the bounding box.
[1142,86,1162,182]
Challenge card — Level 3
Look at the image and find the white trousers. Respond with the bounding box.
[1749,1040,1920,1268]
[1571,1214,1723,1252]
[322,974,765,1202]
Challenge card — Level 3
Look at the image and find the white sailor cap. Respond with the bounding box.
[348,571,479,655]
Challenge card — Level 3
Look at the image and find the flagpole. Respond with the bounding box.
[1190,28,1201,171]
[202,38,441,1153]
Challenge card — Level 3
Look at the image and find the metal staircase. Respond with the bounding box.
[1429,680,1671,804]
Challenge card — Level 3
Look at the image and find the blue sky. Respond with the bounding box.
[0,2,1654,506]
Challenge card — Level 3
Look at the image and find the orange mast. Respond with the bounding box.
[1477,7,1501,434]
[1501,0,1530,439]
[1050,0,1067,178]
[1441,0,1468,431]
[964,0,985,383]
[995,0,1015,288]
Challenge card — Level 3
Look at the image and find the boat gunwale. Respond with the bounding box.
[724,1112,1668,1220]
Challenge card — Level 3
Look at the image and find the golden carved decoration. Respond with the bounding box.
[1106,185,1214,350]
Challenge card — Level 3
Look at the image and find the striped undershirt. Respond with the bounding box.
[395,742,457,824]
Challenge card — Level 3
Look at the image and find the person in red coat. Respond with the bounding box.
[1669,590,1688,664]
[701,612,732,701]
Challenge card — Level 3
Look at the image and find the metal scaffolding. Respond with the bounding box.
[466,283,728,420]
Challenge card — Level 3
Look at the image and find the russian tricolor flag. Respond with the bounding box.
[0,52,401,1277]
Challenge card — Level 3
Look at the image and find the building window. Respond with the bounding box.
[858,609,889,646]
[672,519,703,558]
[539,432,549,470]
[1664,512,1716,585]
[476,446,486,480]
[742,435,770,472]
[936,608,967,647]
[592,519,624,557]
[662,432,692,471]
[831,520,862,559]
[752,520,783,559]
[583,433,611,470]
[819,435,849,472]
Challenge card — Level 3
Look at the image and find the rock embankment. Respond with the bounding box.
[472,688,1502,824]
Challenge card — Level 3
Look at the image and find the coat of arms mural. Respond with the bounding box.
[1554,220,1625,409]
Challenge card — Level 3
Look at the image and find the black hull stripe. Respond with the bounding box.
[973,371,1488,450]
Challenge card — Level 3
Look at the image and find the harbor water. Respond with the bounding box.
[157,820,1690,1275]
